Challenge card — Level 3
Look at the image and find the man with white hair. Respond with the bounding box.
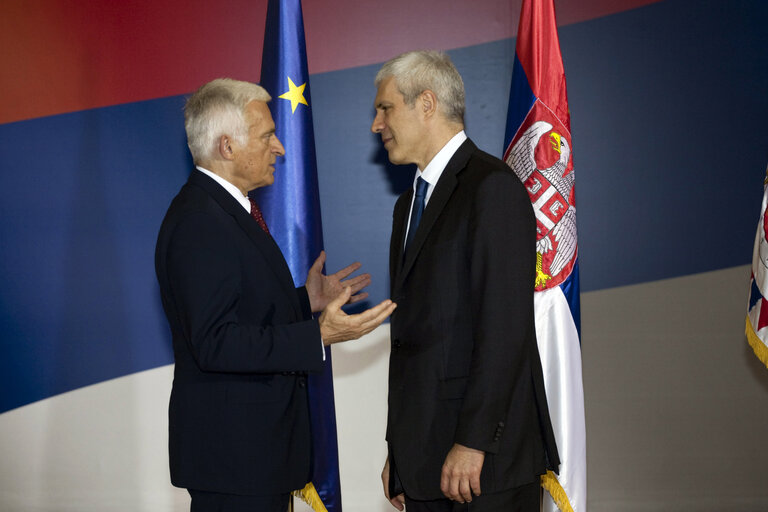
[372,51,560,512]
[156,78,396,512]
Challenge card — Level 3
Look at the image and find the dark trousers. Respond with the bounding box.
[403,481,541,512]
[188,489,290,512]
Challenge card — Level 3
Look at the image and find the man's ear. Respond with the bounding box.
[218,135,235,160]
[420,90,438,118]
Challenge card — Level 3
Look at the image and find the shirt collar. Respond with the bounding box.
[196,166,251,213]
[415,130,467,190]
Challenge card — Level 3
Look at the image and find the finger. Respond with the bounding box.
[361,302,397,330]
[309,250,326,273]
[440,470,451,498]
[382,471,390,500]
[448,475,461,502]
[327,286,353,311]
[470,472,482,497]
[360,303,397,335]
[390,495,405,511]
[349,299,394,323]
[332,261,362,280]
[342,273,371,291]
[459,478,473,503]
[440,465,459,501]
[348,292,370,304]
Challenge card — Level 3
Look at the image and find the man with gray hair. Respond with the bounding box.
[372,51,559,511]
[156,78,396,512]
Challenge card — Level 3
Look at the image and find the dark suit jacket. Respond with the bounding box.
[387,139,560,500]
[155,170,324,495]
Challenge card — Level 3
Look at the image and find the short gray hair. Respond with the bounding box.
[374,50,465,124]
[184,78,271,164]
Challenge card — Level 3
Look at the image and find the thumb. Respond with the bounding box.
[327,286,352,310]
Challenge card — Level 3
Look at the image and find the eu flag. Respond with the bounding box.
[257,0,342,510]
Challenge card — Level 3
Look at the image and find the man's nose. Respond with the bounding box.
[272,135,285,156]
[371,112,383,133]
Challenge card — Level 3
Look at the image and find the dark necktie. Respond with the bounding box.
[249,197,270,234]
[405,177,429,252]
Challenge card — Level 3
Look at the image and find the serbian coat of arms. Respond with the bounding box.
[503,100,577,291]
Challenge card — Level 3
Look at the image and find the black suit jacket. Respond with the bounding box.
[155,170,324,495]
[387,139,560,500]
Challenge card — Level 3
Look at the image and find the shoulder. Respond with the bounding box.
[463,147,528,199]
[158,182,232,244]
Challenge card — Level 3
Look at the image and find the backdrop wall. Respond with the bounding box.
[1,0,767,510]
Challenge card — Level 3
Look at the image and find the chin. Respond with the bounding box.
[385,149,401,164]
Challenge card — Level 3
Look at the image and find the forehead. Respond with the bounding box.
[244,100,274,129]
[374,76,403,106]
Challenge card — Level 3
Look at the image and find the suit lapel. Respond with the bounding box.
[395,139,476,290]
[189,171,302,316]
[390,190,411,291]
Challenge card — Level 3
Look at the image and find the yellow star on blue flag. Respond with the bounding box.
[278,77,309,113]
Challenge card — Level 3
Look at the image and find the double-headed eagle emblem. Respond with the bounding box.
[505,119,577,290]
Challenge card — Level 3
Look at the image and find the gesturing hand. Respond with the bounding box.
[318,287,396,344]
[305,251,371,313]
[440,443,485,503]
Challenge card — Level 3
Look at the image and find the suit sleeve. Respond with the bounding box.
[453,168,537,453]
[165,211,324,374]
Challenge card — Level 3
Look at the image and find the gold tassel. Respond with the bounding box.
[541,471,575,512]
[292,482,328,512]
[746,316,768,369]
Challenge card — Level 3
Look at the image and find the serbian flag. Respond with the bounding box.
[257,0,343,510]
[746,166,768,370]
[502,1,587,511]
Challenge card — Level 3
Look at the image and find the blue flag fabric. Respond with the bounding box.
[257,1,342,510]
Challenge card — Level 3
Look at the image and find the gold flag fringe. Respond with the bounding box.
[541,470,575,512]
[746,316,768,369]
[293,482,328,512]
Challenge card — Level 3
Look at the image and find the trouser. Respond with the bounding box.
[188,489,290,512]
[403,480,540,512]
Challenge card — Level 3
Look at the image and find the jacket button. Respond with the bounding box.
[393,339,402,348]
[299,379,306,388]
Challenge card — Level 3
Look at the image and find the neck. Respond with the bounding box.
[198,161,250,196]
[416,124,463,170]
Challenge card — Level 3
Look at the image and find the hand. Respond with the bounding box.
[382,456,405,511]
[305,251,371,313]
[440,443,485,503]
[318,287,396,344]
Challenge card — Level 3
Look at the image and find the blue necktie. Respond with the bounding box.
[405,177,429,253]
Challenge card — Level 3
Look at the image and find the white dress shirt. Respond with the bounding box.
[404,130,468,247]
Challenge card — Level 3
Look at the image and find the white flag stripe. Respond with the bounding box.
[535,286,587,512]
